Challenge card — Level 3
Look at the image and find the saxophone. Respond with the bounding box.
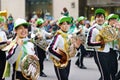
[96,25,117,50]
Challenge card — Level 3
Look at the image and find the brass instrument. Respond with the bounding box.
[33,38,49,51]
[50,48,68,68]
[50,35,77,68]
[0,10,10,34]
[20,55,40,80]
[0,10,7,18]
[96,25,117,50]
[2,40,16,51]
[31,28,50,51]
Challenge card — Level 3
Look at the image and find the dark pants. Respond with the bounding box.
[12,63,27,80]
[116,70,120,80]
[54,60,71,80]
[0,50,6,80]
[94,49,118,80]
[75,44,87,67]
[36,46,46,74]
[109,49,118,80]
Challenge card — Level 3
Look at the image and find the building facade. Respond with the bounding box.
[0,0,120,21]
[1,0,25,19]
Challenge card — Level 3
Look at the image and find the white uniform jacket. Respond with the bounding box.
[6,38,35,71]
[86,23,111,52]
[48,34,65,61]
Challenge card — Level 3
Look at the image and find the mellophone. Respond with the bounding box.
[50,33,83,69]
[0,38,40,80]
[96,24,120,51]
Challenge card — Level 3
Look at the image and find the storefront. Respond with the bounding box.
[87,0,120,21]
[25,0,53,20]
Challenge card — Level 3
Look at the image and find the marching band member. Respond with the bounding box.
[34,18,52,77]
[86,8,113,80]
[48,16,79,80]
[3,18,38,80]
[75,16,88,69]
[0,16,9,80]
[106,14,119,80]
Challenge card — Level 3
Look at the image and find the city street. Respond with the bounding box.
[39,57,120,80]
[6,57,120,80]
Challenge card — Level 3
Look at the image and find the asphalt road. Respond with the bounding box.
[6,57,120,80]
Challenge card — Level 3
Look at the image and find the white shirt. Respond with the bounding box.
[0,29,7,42]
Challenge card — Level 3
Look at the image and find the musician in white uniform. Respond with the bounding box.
[3,18,37,80]
[0,16,8,80]
[107,14,119,80]
[86,8,113,80]
[34,18,52,77]
[48,16,80,80]
[75,16,88,69]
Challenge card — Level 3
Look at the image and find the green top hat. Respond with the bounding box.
[77,16,86,22]
[36,18,44,25]
[95,8,105,15]
[107,14,119,20]
[0,16,4,22]
[58,16,72,24]
[14,18,29,29]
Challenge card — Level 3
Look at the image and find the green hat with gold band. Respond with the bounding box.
[36,18,44,25]
[107,14,119,20]
[95,8,105,15]
[77,16,86,22]
[58,16,72,24]
[14,18,29,29]
[0,16,4,22]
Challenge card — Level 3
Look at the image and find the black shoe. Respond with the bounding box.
[40,72,47,77]
[79,66,87,69]
[75,64,79,67]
